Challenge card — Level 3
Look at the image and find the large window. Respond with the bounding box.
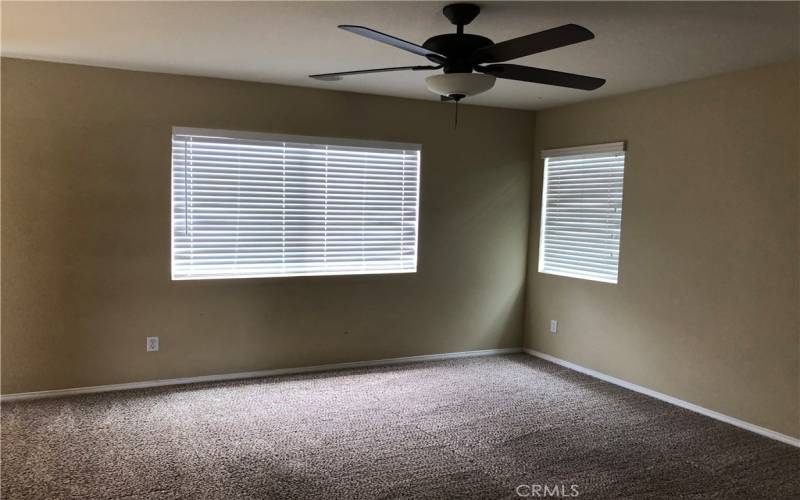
[538,142,626,283]
[171,127,420,280]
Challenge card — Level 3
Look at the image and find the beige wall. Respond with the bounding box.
[1,58,533,394]
[3,56,798,439]
[525,61,800,438]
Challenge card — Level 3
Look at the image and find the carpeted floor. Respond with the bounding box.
[1,354,798,499]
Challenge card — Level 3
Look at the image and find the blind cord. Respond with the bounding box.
[183,139,189,236]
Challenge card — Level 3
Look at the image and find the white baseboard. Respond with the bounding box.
[523,348,800,448]
[0,347,522,403]
[5,346,796,448]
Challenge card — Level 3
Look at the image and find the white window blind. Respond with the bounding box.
[538,142,626,284]
[171,127,420,280]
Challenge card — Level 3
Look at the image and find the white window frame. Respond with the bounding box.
[538,142,626,284]
[171,127,421,280]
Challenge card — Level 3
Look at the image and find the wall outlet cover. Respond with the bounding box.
[146,337,159,352]
[550,320,558,334]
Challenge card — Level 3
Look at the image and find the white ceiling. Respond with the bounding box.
[2,1,798,110]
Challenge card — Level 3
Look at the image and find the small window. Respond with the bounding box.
[171,127,420,280]
[538,142,626,283]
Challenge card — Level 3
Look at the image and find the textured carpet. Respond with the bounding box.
[1,354,798,499]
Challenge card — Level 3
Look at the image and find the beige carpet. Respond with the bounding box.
[1,354,798,499]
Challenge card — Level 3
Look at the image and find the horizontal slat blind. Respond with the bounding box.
[538,147,626,283]
[172,128,420,279]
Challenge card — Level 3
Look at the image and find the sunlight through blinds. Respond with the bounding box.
[172,128,420,280]
[538,143,626,284]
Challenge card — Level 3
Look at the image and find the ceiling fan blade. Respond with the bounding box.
[339,25,446,64]
[310,65,440,81]
[478,64,605,90]
[473,24,595,63]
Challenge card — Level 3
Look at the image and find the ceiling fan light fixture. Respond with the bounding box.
[425,72,496,98]
[313,4,606,97]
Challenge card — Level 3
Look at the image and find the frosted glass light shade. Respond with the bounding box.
[425,73,496,98]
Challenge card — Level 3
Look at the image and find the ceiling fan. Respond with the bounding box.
[310,3,606,102]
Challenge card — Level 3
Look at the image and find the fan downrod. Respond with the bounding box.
[423,4,491,71]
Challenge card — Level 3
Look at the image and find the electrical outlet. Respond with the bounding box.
[549,320,558,335]
[146,337,159,352]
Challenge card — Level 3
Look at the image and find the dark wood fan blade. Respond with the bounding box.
[339,25,446,64]
[478,64,605,90]
[310,65,440,81]
[473,24,594,63]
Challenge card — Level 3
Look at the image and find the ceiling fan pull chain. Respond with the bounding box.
[454,100,459,130]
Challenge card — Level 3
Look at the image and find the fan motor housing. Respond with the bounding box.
[423,34,493,72]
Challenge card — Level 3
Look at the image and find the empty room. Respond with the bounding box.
[1,1,798,498]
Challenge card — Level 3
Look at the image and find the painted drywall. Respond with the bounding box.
[525,61,800,438]
[4,56,797,441]
[1,57,533,394]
